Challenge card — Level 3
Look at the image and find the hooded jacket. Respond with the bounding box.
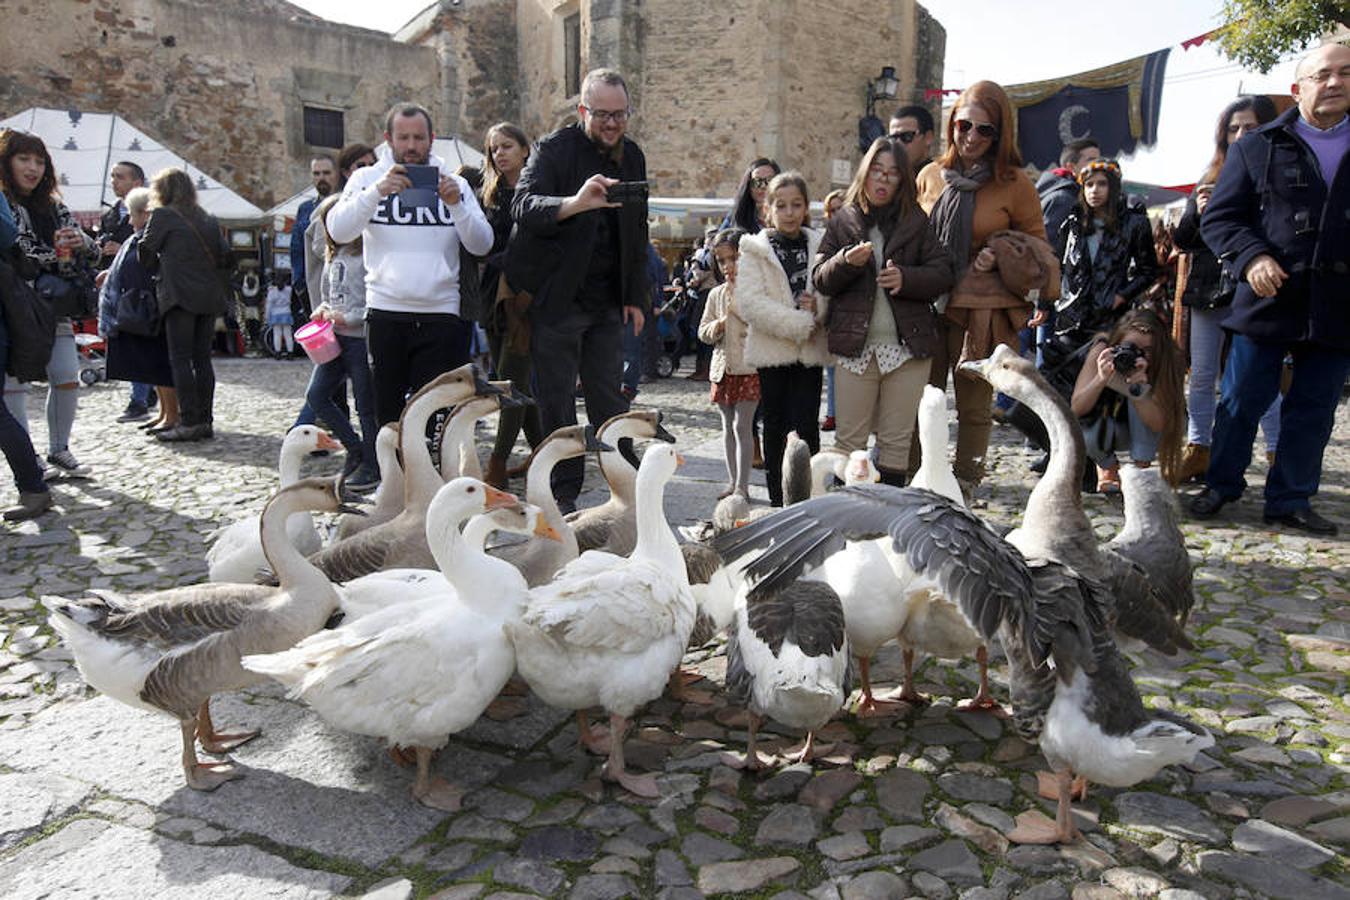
[1036,168,1079,257]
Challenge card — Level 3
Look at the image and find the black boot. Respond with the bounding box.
[1003,401,1050,453]
[877,467,907,488]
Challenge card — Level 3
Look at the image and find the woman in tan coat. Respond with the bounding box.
[915,80,1048,497]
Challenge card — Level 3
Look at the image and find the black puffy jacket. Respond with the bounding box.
[1055,201,1157,334]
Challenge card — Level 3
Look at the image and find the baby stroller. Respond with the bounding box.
[651,289,688,378]
[72,317,107,386]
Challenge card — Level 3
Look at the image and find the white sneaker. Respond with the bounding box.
[45,449,90,479]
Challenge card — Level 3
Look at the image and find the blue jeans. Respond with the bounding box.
[1206,334,1350,516]
[1084,395,1161,469]
[0,312,47,495]
[825,366,836,417]
[1187,307,1279,451]
[304,335,377,466]
[129,381,153,407]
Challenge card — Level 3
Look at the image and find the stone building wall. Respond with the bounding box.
[0,0,439,208]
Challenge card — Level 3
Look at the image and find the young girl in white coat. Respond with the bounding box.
[734,172,830,506]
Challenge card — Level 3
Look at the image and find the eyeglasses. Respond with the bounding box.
[750,176,772,189]
[955,119,999,139]
[583,106,631,124]
[891,130,919,144]
[867,167,902,182]
[1298,65,1350,85]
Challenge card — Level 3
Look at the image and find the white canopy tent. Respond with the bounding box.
[0,107,264,225]
[264,137,486,220]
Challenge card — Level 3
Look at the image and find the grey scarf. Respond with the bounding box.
[930,162,994,310]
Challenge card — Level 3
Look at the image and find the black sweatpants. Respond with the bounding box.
[366,309,473,426]
[758,363,823,505]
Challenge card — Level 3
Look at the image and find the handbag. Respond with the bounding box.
[0,256,57,382]
[115,284,160,336]
[35,270,98,318]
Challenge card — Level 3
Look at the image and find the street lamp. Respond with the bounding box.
[859,65,899,151]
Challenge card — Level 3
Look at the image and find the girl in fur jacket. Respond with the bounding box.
[734,172,830,506]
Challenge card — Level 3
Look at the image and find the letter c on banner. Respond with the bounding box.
[1059,105,1091,144]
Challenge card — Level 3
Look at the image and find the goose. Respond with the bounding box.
[489,425,608,587]
[713,484,1214,845]
[243,482,553,811]
[567,410,676,556]
[1105,464,1195,628]
[301,366,506,584]
[335,424,403,541]
[506,444,695,798]
[808,447,879,496]
[437,381,519,482]
[205,425,341,583]
[45,478,362,791]
[960,346,1192,653]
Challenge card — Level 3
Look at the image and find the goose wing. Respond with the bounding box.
[567,511,613,555]
[523,560,684,653]
[60,586,275,649]
[745,580,846,658]
[306,524,397,583]
[712,485,1039,662]
[1099,549,1194,654]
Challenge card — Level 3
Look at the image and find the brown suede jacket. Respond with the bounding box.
[812,205,954,359]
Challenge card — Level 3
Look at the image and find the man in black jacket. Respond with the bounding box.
[97,160,155,422]
[1191,43,1350,535]
[510,68,651,512]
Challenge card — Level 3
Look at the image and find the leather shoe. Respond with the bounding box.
[1189,488,1232,519]
[1263,508,1338,535]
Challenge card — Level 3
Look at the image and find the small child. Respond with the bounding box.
[697,228,756,499]
[265,272,294,356]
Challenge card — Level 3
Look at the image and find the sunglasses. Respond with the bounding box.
[955,119,999,139]
[750,176,771,189]
[890,130,919,144]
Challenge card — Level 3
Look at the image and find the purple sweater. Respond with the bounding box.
[1293,114,1349,187]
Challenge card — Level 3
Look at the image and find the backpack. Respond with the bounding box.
[0,255,57,382]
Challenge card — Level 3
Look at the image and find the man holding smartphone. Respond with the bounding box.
[327,102,493,425]
[509,68,652,513]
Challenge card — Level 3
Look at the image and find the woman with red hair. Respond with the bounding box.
[915,81,1051,498]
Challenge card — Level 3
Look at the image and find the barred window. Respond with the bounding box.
[564,13,581,98]
[303,107,344,149]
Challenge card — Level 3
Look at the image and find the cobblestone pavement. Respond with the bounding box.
[0,356,1346,900]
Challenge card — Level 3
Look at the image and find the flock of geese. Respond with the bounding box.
[44,347,1213,848]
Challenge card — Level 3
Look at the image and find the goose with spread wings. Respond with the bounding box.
[712,484,1213,845]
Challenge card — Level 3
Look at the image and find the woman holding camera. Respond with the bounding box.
[1070,307,1185,491]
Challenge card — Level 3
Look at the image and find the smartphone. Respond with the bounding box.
[606,180,649,205]
[403,164,440,190]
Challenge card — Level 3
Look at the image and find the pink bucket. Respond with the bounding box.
[295,320,341,364]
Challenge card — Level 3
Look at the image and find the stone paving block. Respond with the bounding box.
[0,771,92,849]
[0,818,350,898]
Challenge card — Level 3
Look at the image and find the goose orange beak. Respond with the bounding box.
[483,485,520,511]
[676,453,686,467]
[533,518,563,542]
[316,430,342,452]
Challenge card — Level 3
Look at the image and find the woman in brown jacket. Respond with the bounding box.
[915,81,1048,496]
[814,137,954,485]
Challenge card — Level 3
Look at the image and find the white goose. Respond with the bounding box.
[437,381,517,482]
[809,447,879,496]
[302,366,503,584]
[244,481,554,811]
[507,444,695,798]
[567,410,676,556]
[46,479,360,790]
[206,425,340,583]
[715,485,1213,846]
[335,424,403,541]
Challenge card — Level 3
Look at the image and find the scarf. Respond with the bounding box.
[929,162,992,310]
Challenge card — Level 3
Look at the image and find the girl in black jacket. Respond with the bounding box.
[1054,159,1158,340]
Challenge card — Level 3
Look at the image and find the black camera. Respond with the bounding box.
[1112,341,1143,376]
[606,180,649,205]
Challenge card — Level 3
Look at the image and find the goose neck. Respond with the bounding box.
[443,513,525,614]
[401,391,458,509]
[277,443,305,487]
[632,467,681,570]
[527,443,580,558]
[261,495,336,602]
[1019,382,1086,517]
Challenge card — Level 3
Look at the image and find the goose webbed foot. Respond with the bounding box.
[880,648,929,706]
[855,690,910,718]
[955,646,1008,717]
[667,667,714,704]
[1036,770,1087,801]
[600,714,660,798]
[180,720,241,792]
[196,700,260,753]
[577,711,612,755]
[784,732,833,765]
[1010,770,1083,845]
[388,745,418,768]
[411,746,464,811]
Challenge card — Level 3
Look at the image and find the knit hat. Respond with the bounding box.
[1077,158,1122,187]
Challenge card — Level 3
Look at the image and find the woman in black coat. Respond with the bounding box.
[138,168,232,442]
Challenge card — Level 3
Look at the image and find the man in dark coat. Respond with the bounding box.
[289,153,338,319]
[96,160,154,421]
[509,68,651,512]
[1191,43,1350,535]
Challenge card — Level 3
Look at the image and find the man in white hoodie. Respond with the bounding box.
[327,102,493,425]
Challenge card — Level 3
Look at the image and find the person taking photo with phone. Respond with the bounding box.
[507,68,652,514]
[327,102,493,426]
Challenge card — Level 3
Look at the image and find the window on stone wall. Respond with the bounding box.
[303,106,344,149]
[564,12,581,98]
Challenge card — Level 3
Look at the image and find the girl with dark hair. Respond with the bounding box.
[814,137,954,485]
[1070,308,1186,490]
[697,228,757,498]
[480,122,543,488]
[735,172,829,506]
[1055,159,1159,337]
[1174,97,1281,483]
[138,168,233,442]
[0,129,96,482]
[916,80,1049,497]
[721,158,782,234]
